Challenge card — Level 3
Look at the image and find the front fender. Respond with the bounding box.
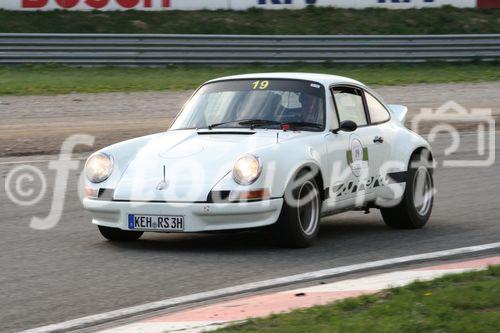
[84,133,162,191]
[211,139,327,199]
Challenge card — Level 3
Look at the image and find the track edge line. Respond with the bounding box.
[21,241,500,333]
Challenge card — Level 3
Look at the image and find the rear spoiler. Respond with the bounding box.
[388,104,408,124]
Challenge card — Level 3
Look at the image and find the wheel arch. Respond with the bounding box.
[408,146,435,171]
[285,162,326,202]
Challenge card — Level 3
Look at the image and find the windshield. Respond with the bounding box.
[170,79,326,131]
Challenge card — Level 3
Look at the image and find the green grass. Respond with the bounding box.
[1,7,500,34]
[214,265,500,333]
[0,62,499,96]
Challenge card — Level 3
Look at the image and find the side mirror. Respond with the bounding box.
[332,120,357,133]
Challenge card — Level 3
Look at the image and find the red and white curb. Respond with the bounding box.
[98,256,500,333]
[21,243,500,333]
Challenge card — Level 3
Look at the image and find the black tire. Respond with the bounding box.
[273,170,321,248]
[381,149,434,229]
[98,226,143,241]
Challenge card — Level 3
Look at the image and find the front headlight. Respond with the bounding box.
[232,154,261,185]
[85,152,113,183]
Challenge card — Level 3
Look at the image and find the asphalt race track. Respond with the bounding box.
[0,129,498,332]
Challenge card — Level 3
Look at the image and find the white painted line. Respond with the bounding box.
[98,321,229,333]
[291,268,472,293]
[0,158,86,165]
[20,242,500,333]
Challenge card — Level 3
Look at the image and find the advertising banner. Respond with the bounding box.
[2,0,479,11]
[232,0,476,10]
[477,0,500,8]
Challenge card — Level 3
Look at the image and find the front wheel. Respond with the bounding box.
[381,150,434,229]
[273,174,321,248]
[98,226,143,241]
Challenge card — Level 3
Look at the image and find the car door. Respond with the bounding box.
[329,85,397,206]
[326,85,373,207]
[322,91,352,214]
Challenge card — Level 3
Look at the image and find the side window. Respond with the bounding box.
[332,87,367,126]
[365,92,390,124]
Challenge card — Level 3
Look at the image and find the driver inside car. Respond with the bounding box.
[299,93,322,124]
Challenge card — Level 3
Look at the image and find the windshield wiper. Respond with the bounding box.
[208,119,280,130]
[282,121,323,130]
[207,119,322,131]
[239,119,281,129]
[208,119,238,130]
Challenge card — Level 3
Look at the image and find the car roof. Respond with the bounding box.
[206,72,366,88]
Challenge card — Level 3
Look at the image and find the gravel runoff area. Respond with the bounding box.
[0,82,499,157]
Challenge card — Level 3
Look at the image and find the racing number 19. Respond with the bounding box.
[252,80,269,90]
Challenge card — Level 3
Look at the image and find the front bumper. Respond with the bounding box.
[83,198,283,232]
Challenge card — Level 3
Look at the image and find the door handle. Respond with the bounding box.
[373,136,384,144]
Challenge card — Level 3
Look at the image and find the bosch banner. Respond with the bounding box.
[3,0,492,11]
[477,0,500,8]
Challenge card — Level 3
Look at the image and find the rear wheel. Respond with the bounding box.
[274,171,321,248]
[381,150,434,229]
[98,226,143,241]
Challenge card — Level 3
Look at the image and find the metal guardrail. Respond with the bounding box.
[1,33,499,65]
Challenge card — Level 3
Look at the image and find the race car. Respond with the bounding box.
[83,73,434,247]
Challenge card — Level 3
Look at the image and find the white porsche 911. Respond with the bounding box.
[83,73,434,247]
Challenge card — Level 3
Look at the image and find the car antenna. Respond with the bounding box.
[276,132,279,144]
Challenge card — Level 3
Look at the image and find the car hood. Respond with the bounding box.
[113,129,300,202]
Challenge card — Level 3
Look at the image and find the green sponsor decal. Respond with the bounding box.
[346,150,353,164]
[346,147,369,164]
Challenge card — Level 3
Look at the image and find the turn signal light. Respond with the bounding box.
[84,187,98,199]
[230,188,270,201]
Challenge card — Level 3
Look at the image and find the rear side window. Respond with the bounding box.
[332,87,367,126]
[365,92,390,124]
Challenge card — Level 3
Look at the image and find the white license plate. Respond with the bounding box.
[128,214,184,231]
